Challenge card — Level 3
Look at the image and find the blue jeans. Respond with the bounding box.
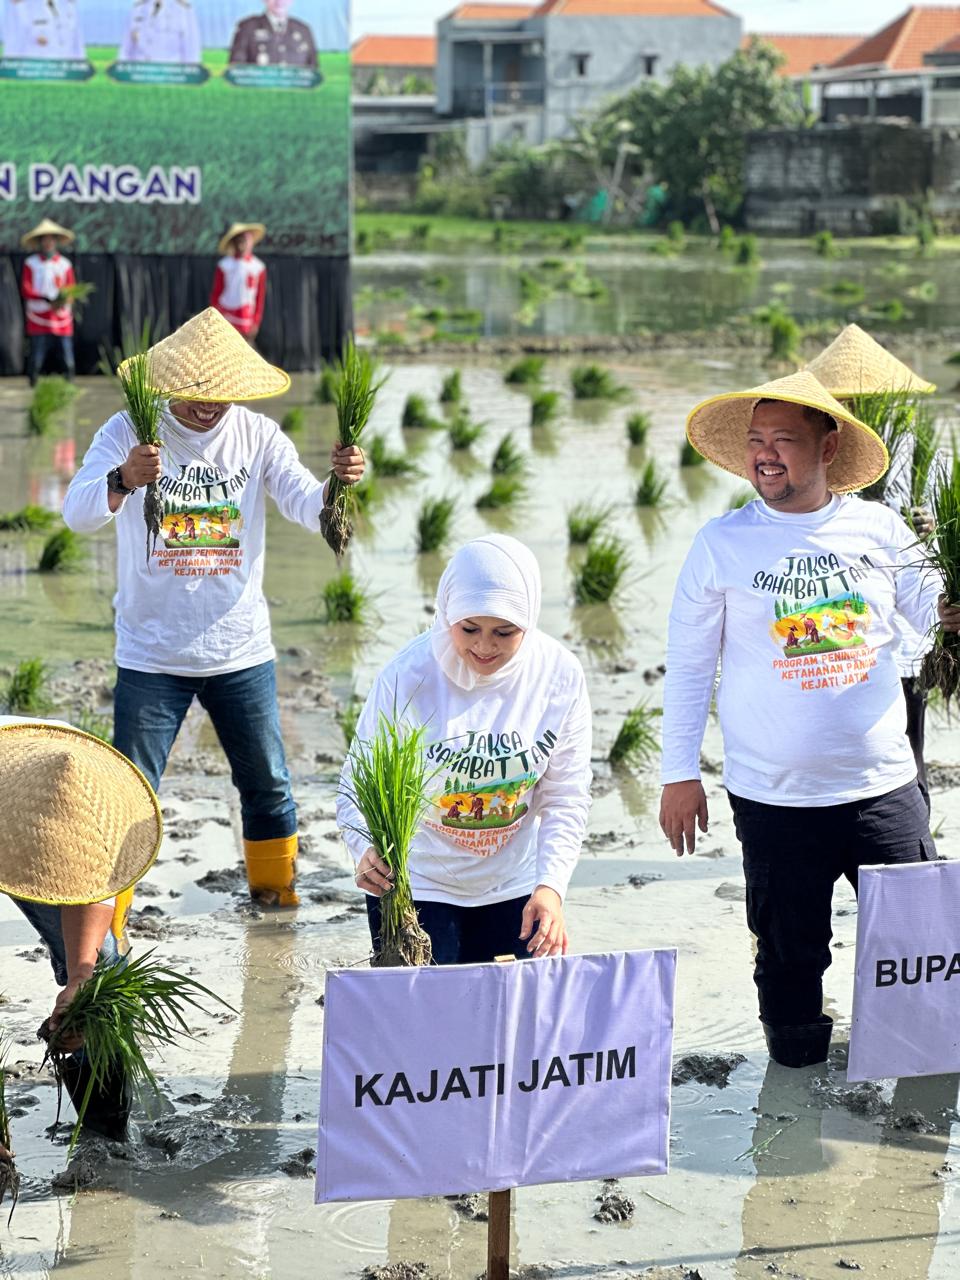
[113,661,296,841]
[365,894,530,965]
[8,898,119,986]
[28,333,75,383]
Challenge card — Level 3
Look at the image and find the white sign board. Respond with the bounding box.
[315,949,676,1202]
[849,861,960,1082]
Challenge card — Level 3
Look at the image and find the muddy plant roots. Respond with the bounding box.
[373,896,432,968]
[0,1145,18,1221]
[320,495,353,558]
[143,481,163,565]
[921,634,960,704]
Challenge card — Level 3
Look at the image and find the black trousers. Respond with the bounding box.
[365,894,530,965]
[728,781,936,1028]
[902,676,929,814]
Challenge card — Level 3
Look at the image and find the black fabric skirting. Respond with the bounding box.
[0,253,351,377]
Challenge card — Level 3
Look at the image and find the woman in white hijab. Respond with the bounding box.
[337,534,592,964]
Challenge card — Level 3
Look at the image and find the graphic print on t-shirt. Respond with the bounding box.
[153,460,249,577]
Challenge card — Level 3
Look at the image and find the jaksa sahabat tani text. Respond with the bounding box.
[355,1046,637,1107]
[876,954,960,985]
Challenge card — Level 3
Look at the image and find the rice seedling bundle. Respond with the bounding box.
[571,364,624,401]
[573,537,629,605]
[531,391,559,427]
[491,434,525,476]
[0,505,57,532]
[505,356,545,386]
[0,1033,19,1219]
[281,407,305,434]
[58,281,95,317]
[567,502,612,545]
[324,341,382,557]
[476,475,525,510]
[38,528,84,573]
[920,451,960,703]
[28,375,76,435]
[680,439,706,468]
[118,353,166,565]
[322,572,367,624]
[401,392,440,430]
[626,413,650,447]
[417,497,456,554]
[40,952,230,1153]
[608,703,661,769]
[439,369,462,404]
[345,714,433,967]
[851,390,921,503]
[448,408,485,449]
[635,459,668,507]
[369,434,418,477]
[909,404,940,511]
[4,657,50,714]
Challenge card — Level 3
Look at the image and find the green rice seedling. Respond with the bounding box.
[336,694,364,752]
[322,572,367,624]
[718,224,736,253]
[626,412,650,446]
[822,278,864,303]
[573,536,630,605]
[734,234,760,267]
[118,351,166,564]
[476,475,525,509]
[314,365,341,404]
[635,459,668,507]
[28,375,76,435]
[448,307,483,329]
[491,434,525,476]
[0,505,57,532]
[680,439,706,468]
[417,497,456,553]
[567,502,612,545]
[448,408,485,450]
[425,272,450,290]
[351,477,379,514]
[71,708,113,743]
[505,355,545,385]
[851,390,921,502]
[531,390,559,426]
[324,341,383,556]
[410,221,431,246]
[571,364,624,400]
[42,951,230,1154]
[813,230,841,258]
[767,307,800,362]
[920,449,960,702]
[281,407,305,434]
[667,220,685,246]
[4,658,50,715]
[38,528,84,573]
[917,219,936,256]
[0,1032,19,1219]
[439,369,462,403]
[907,280,938,302]
[909,403,940,511]
[58,281,95,310]
[344,712,434,967]
[369,434,418,477]
[401,392,441,429]
[608,702,661,769]
[873,298,907,323]
[729,488,755,510]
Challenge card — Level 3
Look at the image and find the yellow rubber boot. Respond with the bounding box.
[243,835,299,907]
[111,887,134,952]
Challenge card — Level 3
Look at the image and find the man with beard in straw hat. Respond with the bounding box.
[20,217,78,385]
[658,370,960,1068]
[805,322,942,814]
[0,717,162,1144]
[210,223,267,343]
[62,308,365,910]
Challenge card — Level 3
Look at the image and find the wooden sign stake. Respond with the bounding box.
[487,954,516,1280]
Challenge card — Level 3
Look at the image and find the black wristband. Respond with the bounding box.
[107,466,136,496]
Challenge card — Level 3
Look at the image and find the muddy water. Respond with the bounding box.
[1,351,959,1279]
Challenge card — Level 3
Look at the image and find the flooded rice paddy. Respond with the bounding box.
[1,302,960,1277]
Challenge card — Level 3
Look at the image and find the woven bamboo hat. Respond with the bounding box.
[686,370,889,494]
[0,722,161,906]
[804,323,935,396]
[21,218,75,250]
[123,307,290,402]
[218,222,266,255]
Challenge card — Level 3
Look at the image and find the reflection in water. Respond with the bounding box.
[386,1194,502,1280]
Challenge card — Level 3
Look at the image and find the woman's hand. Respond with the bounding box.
[47,969,93,1052]
[520,886,565,958]
[354,846,394,897]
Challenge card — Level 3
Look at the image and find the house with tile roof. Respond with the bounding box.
[742,33,865,79]
[352,35,437,94]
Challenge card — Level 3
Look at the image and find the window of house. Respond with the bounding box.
[573,52,590,78]
[643,54,659,77]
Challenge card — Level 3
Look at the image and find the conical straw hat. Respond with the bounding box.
[0,722,161,905]
[804,323,935,396]
[21,218,75,250]
[218,221,266,255]
[122,307,290,402]
[686,370,888,494]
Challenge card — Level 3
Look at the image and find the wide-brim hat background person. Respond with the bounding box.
[803,323,935,397]
[217,222,266,256]
[686,370,889,494]
[21,218,75,251]
[0,722,161,905]
[119,307,290,402]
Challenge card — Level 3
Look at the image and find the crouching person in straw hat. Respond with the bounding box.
[0,717,161,1140]
[658,371,960,1069]
[20,219,78,386]
[61,309,364,908]
[210,223,267,343]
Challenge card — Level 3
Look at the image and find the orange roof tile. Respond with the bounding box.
[830,5,960,71]
[352,35,437,67]
[537,0,734,13]
[744,33,866,77]
[930,31,960,55]
[447,3,537,20]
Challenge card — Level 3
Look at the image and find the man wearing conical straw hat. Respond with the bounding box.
[19,218,78,385]
[658,370,960,1069]
[210,223,267,343]
[0,717,162,1140]
[62,309,365,909]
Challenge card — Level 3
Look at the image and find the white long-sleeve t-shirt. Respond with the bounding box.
[62,405,327,676]
[336,631,593,906]
[662,494,942,807]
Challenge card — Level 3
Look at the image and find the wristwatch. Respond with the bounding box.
[107,466,136,496]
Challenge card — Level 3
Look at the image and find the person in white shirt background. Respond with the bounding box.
[338,534,593,964]
[658,371,960,1069]
[118,0,201,64]
[62,308,364,913]
[2,0,85,59]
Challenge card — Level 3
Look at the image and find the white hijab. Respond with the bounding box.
[430,534,542,691]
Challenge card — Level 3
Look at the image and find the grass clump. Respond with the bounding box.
[281,407,305,434]
[38,528,83,573]
[314,365,340,404]
[4,658,50,715]
[118,350,166,565]
[920,450,960,703]
[573,536,629,605]
[530,390,560,426]
[505,356,545,385]
[608,702,661,769]
[322,573,367,624]
[417,497,456,554]
[567,502,612,545]
[369,434,418,477]
[344,713,433,967]
[626,412,650,447]
[447,408,485,449]
[323,341,383,557]
[439,369,462,403]
[401,392,441,430]
[491,434,525,476]
[28,375,76,435]
[476,475,525,510]
[680,439,706,468]
[571,364,624,400]
[0,505,57,532]
[635,459,668,507]
[41,951,230,1153]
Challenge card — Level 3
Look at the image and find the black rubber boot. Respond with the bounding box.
[60,1052,132,1142]
[762,1017,832,1068]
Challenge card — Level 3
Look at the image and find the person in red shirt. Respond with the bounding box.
[210,221,267,343]
[20,218,77,385]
